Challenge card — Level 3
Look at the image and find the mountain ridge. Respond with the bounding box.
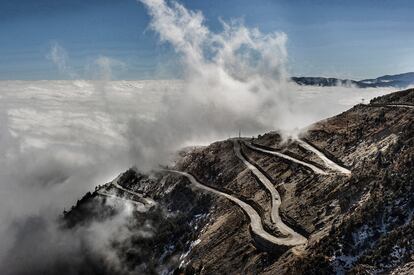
[58,88,414,275]
[292,72,414,88]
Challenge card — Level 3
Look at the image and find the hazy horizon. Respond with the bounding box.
[1,0,413,80]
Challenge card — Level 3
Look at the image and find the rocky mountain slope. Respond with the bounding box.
[63,88,414,274]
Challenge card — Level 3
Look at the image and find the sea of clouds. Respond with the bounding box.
[0,0,399,273]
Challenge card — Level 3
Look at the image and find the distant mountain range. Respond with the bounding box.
[292,72,414,88]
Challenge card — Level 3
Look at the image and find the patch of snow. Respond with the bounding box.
[190,213,208,230]
[330,254,360,274]
[404,208,414,226]
[179,238,202,268]
[352,224,372,246]
[165,183,176,194]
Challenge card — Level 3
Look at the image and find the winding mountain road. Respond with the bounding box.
[167,169,307,247]
[112,181,157,206]
[235,142,284,225]
[386,104,414,109]
[233,140,307,242]
[296,139,351,175]
[96,177,156,211]
[245,142,328,175]
[96,190,150,212]
[366,103,414,109]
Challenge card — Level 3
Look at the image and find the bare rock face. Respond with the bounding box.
[64,88,414,274]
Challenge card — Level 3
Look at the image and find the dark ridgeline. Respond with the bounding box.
[292,72,414,88]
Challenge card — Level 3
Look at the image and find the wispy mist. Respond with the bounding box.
[46,42,77,79]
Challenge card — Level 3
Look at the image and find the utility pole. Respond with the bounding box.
[238,128,241,138]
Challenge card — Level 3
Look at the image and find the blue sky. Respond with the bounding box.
[0,0,413,80]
